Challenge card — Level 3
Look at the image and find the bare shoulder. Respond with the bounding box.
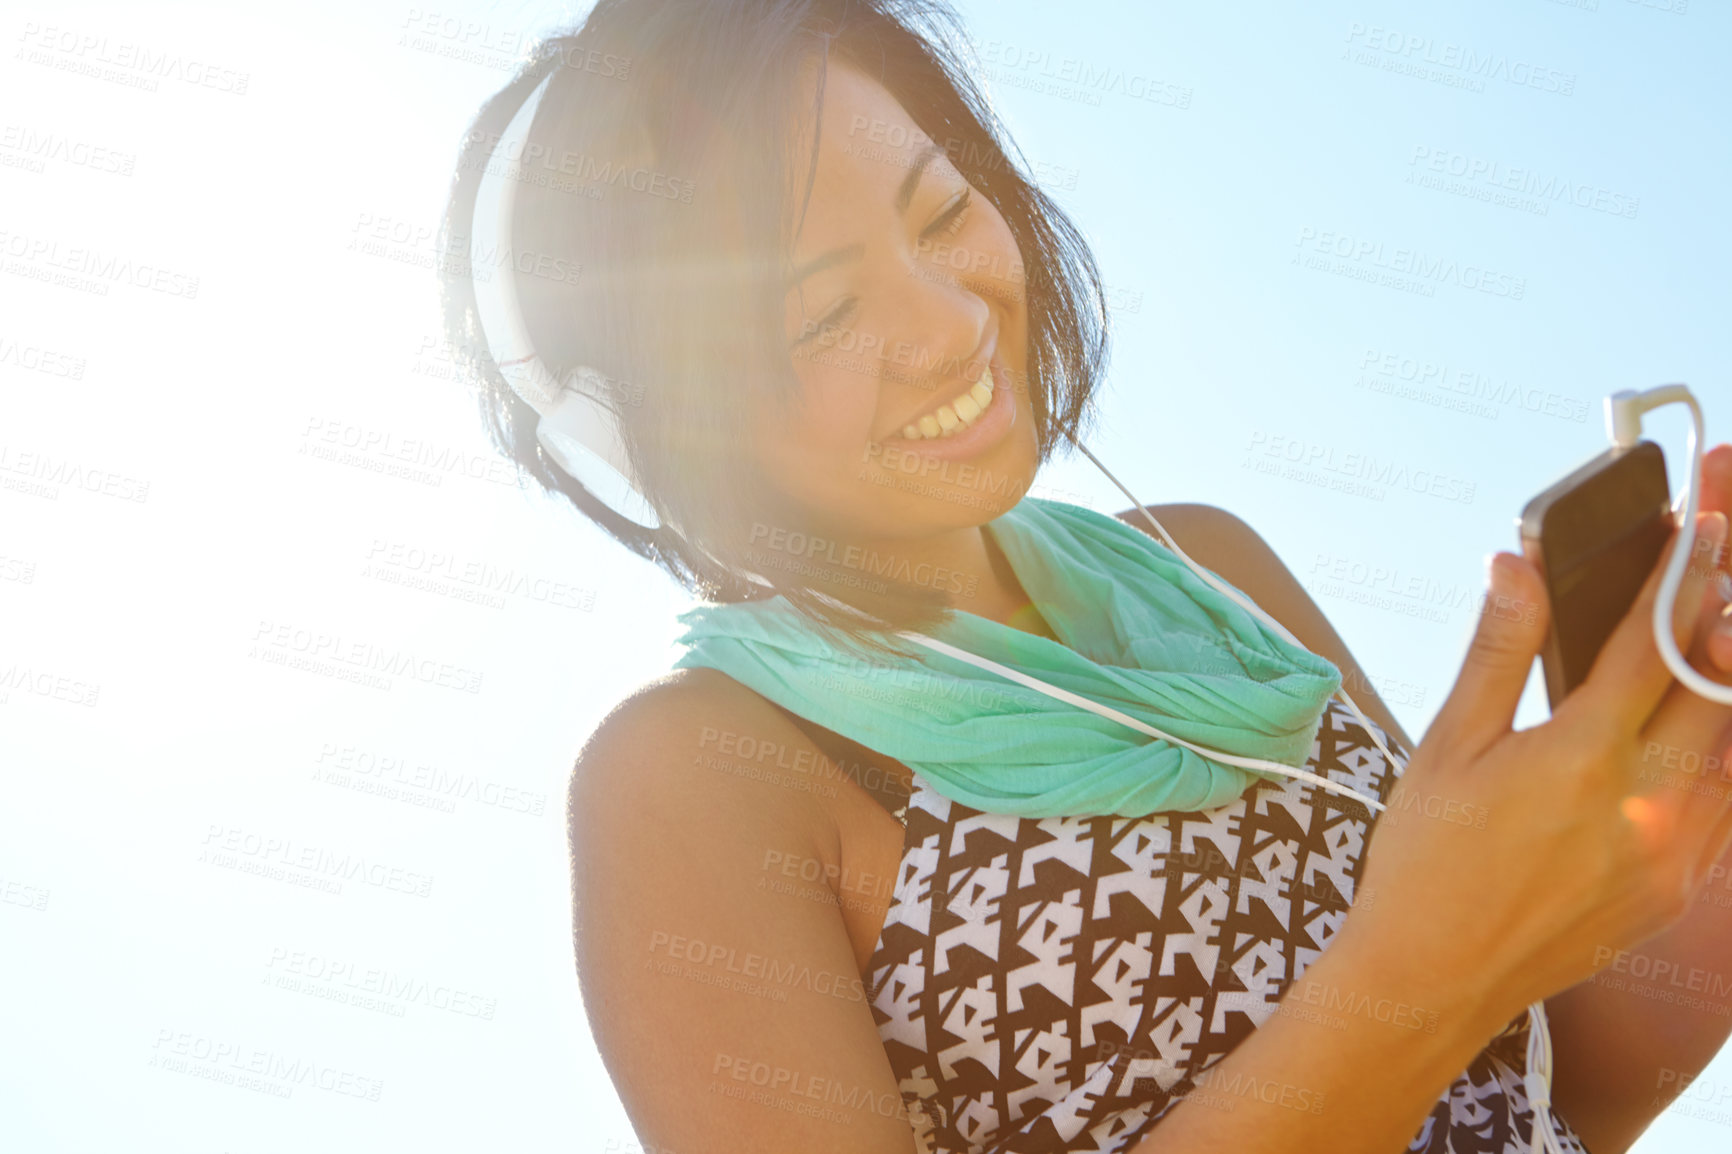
[569,666,833,859]
[1115,502,1419,755]
[566,668,913,1151]
[1114,501,1260,555]
[1114,501,1280,594]
[572,665,791,796]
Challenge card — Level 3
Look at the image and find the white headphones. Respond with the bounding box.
[464,65,1732,1154]
[469,70,661,531]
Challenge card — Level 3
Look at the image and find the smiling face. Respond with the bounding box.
[749,59,1040,544]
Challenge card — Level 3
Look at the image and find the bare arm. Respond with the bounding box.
[570,670,917,1153]
[1543,836,1732,1154]
[1126,914,1519,1154]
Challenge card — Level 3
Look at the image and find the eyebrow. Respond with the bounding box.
[785,143,945,288]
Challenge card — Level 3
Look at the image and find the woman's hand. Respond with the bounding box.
[1342,502,1732,1027]
[1120,507,1728,1154]
[1534,442,1732,1154]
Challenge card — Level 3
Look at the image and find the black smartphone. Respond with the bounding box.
[1519,440,1673,711]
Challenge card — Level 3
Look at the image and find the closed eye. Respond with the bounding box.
[791,295,858,348]
[921,188,972,240]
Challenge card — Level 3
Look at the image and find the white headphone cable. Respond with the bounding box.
[1609,386,1732,705]
[898,432,1404,815]
[1067,436,1412,782]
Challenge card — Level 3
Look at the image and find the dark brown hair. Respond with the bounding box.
[438,0,1109,654]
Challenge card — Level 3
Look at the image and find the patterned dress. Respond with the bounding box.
[861,698,1593,1153]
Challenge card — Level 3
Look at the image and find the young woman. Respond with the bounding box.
[440,2,1732,1151]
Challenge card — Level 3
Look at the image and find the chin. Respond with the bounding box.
[891,418,1040,530]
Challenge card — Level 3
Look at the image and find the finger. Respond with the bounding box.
[1580,511,1728,735]
[1695,443,1732,521]
[1687,443,1732,633]
[1654,720,1732,880]
[1670,512,1730,660]
[1638,594,1732,847]
[1423,552,1550,762]
[1713,601,1732,673]
[1698,449,1732,667]
[1690,781,1732,893]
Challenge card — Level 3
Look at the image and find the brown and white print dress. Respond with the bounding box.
[862,697,1593,1153]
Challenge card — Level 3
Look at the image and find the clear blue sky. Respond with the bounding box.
[1,0,1726,1150]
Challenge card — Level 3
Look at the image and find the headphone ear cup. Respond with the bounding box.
[536,385,661,530]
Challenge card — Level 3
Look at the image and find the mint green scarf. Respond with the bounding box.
[672,496,1342,818]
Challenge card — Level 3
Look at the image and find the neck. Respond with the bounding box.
[848,520,1055,638]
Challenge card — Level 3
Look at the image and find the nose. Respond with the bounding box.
[878,247,992,394]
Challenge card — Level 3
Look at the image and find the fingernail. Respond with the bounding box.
[1484,553,1507,592]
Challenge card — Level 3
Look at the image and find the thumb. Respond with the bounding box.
[1424,553,1551,762]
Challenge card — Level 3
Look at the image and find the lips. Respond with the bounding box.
[896,364,997,441]
[884,332,1000,442]
[874,349,1016,462]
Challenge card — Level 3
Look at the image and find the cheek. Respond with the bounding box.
[756,367,880,480]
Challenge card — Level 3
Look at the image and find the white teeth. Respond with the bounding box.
[898,366,996,441]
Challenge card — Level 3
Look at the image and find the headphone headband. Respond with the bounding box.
[469,68,662,530]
